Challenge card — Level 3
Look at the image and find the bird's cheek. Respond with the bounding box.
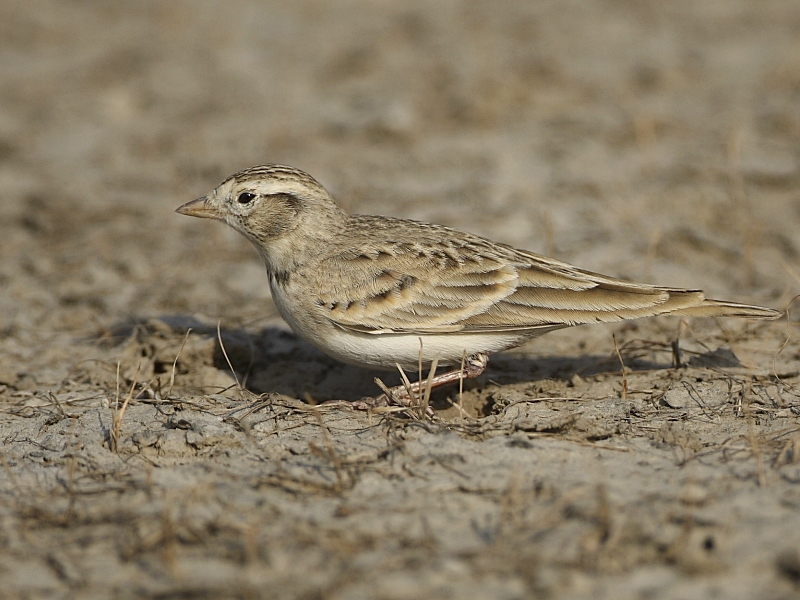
[247,212,281,238]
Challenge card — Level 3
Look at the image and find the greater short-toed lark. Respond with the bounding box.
[177,164,780,400]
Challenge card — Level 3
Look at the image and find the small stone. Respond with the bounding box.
[662,388,691,409]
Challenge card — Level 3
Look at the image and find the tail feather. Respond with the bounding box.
[669,298,781,320]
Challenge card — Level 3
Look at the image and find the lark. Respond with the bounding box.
[177,164,780,404]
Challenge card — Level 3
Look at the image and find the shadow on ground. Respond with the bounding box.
[92,316,744,408]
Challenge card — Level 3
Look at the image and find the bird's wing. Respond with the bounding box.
[307,239,521,334]
[463,246,709,330]
[305,237,708,336]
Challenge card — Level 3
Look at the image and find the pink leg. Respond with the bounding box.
[354,353,489,412]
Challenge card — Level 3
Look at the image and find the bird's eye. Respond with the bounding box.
[237,192,256,204]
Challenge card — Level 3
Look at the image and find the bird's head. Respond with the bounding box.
[176,164,347,268]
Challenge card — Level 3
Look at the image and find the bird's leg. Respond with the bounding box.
[356,353,489,412]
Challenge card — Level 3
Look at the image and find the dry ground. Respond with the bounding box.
[1,2,800,598]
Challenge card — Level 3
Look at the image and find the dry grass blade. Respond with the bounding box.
[111,362,140,453]
[216,320,243,398]
[745,399,768,487]
[395,363,417,404]
[65,418,79,524]
[418,338,423,402]
[612,333,628,401]
[458,350,466,425]
[115,361,120,412]
[373,376,395,400]
[421,356,439,420]
[671,339,684,368]
[167,328,192,398]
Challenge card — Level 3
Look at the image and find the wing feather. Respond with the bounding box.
[300,218,776,336]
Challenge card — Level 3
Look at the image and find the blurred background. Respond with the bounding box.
[1,0,798,363]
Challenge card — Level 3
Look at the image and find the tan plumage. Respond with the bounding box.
[177,164,780,374]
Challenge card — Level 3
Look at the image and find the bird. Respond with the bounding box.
[176,164,780,404]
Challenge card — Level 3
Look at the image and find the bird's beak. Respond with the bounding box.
[175,196,222,220]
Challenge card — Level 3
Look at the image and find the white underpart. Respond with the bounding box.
[269,278,535,370]
[318,326,532,370]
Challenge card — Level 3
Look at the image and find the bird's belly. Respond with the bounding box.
[269,279,541,370]
[314,327,534,370]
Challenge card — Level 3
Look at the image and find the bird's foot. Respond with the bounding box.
[352,353,489,417]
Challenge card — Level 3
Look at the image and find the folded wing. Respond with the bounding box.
[308,230,779,336]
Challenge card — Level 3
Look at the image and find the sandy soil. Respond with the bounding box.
[1,1,800,598]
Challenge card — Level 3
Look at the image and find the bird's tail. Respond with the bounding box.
[669,298,781,320]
